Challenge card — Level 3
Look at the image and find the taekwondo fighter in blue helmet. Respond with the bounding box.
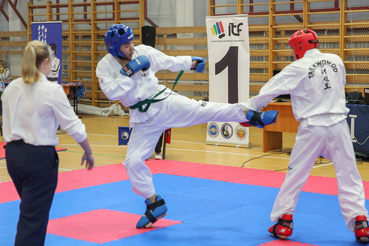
[246,29,369,243]
[96,24,279,229]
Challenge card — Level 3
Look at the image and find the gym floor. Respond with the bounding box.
[1,114,369,245]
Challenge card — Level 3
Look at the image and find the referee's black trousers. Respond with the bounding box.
[155,133,163,153]
[6,140,59,246]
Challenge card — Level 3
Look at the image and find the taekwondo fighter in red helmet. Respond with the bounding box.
[96,24,278,229]
[245,29,369,243]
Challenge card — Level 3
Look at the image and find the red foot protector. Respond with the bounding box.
[268,214,293,240]
[259,240,318,246]
[355,215,369,243]
[47,209,181,243]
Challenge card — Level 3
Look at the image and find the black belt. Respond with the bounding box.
[10,139,25,144]
[7,139,53,148]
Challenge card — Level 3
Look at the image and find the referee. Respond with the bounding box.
[1,40,94,246]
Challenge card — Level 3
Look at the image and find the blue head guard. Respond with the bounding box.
[105,24,134,59]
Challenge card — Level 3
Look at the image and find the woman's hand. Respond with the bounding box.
[81,153,95,170]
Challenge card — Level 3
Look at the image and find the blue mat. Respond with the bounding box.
[0,173,367,246]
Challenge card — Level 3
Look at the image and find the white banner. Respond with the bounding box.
[205,15,250,147]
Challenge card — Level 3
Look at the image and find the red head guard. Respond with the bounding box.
[288,29,319,60]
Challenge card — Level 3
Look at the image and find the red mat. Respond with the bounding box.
[47,209,181,243]
[147,160,369,199]
[260,240,318,246]
[0,142,67,160]
[56,164,128,193]
[1,159,369,204]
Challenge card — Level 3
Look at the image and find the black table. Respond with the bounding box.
[62,84,84,115]
[346,104,369,156]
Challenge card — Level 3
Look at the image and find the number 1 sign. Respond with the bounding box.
[205,15,250,147]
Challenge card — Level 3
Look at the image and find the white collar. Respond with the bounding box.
[304,49,321,57]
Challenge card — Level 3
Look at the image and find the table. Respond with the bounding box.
[346,104,369,156]
[262,102,299,152]
[262,102,369,155]
[62,83,84,115]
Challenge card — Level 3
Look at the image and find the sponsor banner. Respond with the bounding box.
[205,15,250,146]
[206,122,249,146]
[31,21,63,84]
[118,127,132,145]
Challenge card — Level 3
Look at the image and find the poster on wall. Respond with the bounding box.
[205,15,250,147]
[31,21,62,84]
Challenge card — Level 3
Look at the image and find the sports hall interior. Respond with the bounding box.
[1,1,369,245]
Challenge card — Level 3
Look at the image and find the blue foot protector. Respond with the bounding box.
[136,194,167,229]
[245,110,278,129]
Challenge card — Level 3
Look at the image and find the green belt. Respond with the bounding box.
[129,70,184,113]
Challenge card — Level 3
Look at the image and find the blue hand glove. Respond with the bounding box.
[244,110,279,129]
[120,55,151,77]
[191,56,206,73]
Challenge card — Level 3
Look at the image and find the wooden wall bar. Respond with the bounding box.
[1,0,367,107]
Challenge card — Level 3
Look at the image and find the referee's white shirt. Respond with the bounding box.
[1,73,87,146]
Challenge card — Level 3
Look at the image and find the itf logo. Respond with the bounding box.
[210,21,244,39]
[210,21,225,39]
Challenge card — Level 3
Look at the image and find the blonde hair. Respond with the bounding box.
[0,60,6,68]
[21,40,50,84]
